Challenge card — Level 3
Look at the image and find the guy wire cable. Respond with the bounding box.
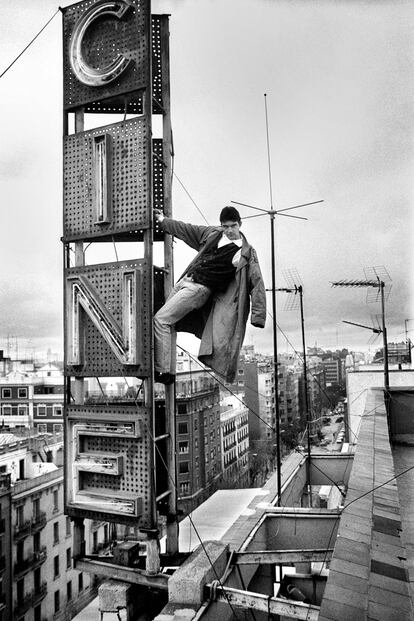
[119,372,241,618]
[177,345,274,433]
[143,417,242,620]
[0,8,60,80]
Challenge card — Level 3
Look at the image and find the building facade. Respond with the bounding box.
[0,432,103,620]
[0,365,64,434]
[175,354,221,515]
[220,396,249,488]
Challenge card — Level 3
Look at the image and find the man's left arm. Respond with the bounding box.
[248,249,266,328]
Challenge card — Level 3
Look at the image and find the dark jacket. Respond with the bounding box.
[161,217,266,382]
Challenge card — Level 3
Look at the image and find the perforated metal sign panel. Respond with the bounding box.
[63,118,150,241]
[65,259,151,377]
[62,0,151,110]
[65,404,153,526]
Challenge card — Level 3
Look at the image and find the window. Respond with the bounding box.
[33,532,40,553]
[178,422,188,435]
[2,406,11,416]
[238,380,244,386]
[19,459,25,479]
[34,605,41,621]
[54,555,59,579]
[78,572,83,592]
[16,505,24,527]
[53,406,63,417]
[179,461,189,474]
[16,541,24,564]
[34,567,41,592]
[17,578,24,600]
[66,517,71,537]
[67,580,72,601]
[54,590,60,613]
[53,490,58,512]
[37,424,47,433]
[53,424,63,434]
[179,481,189,495]
[53,522,59,545]
[37,406,46,417]
[194,419,198,430]
[18,406,27,417]
[238,369,244,375]
[18,388,27,399]
[178,441,189,454]
[177,404,187,414]
[1,389,11,399]
[66,547,72,569]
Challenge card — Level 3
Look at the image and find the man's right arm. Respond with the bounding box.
[154,210,216,250]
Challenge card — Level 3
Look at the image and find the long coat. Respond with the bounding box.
[160,217,266,382]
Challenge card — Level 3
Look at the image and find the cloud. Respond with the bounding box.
[0,277,62,343]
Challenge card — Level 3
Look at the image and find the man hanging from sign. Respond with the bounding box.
[153,206,266,384]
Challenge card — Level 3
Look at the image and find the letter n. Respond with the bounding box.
[66,269,141,367]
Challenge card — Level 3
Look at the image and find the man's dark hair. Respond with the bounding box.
[220,206,241,223]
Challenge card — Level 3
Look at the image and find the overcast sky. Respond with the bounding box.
[0,0,413,361]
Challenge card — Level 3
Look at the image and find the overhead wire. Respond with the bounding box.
[168,181,361,513]
[142,412,241,620]
[172,172,210,225]
[177,345,274,433]
[0,8,60,80]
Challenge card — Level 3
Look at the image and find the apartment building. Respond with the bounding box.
[0,365,64,433]
[0,473,12,621]
[0,432,103,620]
[220,396,249,488]
[175,353,221,515]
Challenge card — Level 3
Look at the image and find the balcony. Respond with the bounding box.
[32,581,47,606]
[14,519,32,540]
[31,511,47,532]
[14,591,33,616]
[14,546,47,577]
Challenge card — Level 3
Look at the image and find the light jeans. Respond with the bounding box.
[154,276,211,374]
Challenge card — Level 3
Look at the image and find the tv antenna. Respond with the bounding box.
[231,94,324,505]
[342,315,382,347]
[331,266,391,395]
[275,269,312,501]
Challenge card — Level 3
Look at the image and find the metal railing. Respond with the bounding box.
[14,546,47,576]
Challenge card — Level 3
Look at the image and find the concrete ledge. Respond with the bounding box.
[319,389,414,621]
[168,540,228,606]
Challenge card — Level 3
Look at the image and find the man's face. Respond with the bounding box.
[221,220,242,240]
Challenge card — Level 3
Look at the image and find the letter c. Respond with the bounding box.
[70,1,132,87]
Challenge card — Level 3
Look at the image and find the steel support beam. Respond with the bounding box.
[233,548,333,565]
[75,558,169,590]
[208,585,320,620]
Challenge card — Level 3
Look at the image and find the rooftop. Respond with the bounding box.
[154,384,414,620]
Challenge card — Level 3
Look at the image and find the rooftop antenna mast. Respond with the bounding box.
[232,94,323,506]
[331,266,391,418]
[405,319,414,364]
[277,269,313,504]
